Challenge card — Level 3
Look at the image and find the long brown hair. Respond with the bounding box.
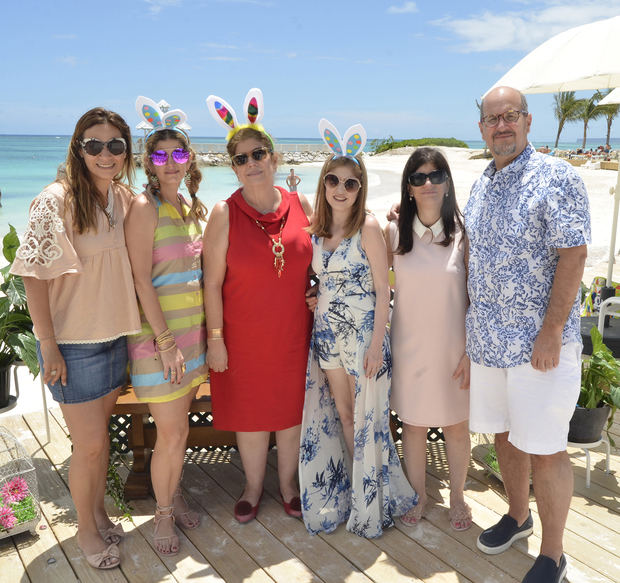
[143,129,208,222]
[396,147,463,254]
[308,155,368,239]
[64,108,135,234]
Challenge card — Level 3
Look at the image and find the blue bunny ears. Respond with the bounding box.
[318,118,367,163]
[135,96,190,138]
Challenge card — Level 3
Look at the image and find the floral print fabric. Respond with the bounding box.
[299,230,417,538]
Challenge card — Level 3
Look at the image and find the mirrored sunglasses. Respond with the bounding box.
[150,148,191,166]
[408,169,448,187]
[323,173,361,193]
[231,147,271,166]
[81,137,127,156]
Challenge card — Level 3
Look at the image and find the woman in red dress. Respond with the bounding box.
[203,89,313,522]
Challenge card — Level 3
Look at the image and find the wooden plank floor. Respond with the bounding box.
[0,409,618,583]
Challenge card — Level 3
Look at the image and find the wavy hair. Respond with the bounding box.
[226,126,279,165]
[64,108,135,234]
[308,155,367,240]
[143,129,208,222]
[396,147,463,254]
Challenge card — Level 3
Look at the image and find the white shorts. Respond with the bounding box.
[470,342,581,455]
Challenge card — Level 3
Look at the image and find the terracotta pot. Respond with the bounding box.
[568,405,611,443]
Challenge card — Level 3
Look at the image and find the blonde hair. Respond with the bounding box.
[308,155,367,239]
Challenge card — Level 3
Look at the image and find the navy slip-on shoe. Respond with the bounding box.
[477,510,534,554]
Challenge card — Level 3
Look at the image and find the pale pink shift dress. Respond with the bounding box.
[387,217,469,427]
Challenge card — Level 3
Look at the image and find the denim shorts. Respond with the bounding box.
[37,336,129,404]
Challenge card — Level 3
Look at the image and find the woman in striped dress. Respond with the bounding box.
[125,128,208,556]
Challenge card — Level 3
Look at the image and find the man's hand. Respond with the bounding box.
[531,327,562,371]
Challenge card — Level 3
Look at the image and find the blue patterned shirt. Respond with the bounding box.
[464,143,591,368]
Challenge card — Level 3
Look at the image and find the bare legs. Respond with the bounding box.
[496,432,572,563]
[60,387,121,563]
[148,387,197,554]
[324,367,356,456]
[401,424,429,513]
[443,421,471,528]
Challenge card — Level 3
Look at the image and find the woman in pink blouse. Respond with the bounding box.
[11,108,141,570]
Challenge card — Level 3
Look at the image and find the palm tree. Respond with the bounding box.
[553,92,581,148]
[596,89,620,147]
[577,92,604,149]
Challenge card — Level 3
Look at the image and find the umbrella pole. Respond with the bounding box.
[602,171,620,326]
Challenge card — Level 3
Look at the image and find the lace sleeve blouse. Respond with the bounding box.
[10,181,141,344]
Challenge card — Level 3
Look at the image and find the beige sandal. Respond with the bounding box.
[99,522,125,545]
[154,505,179,556]
[449,502,472,531]
[173,486,200,529]
[400,499,426,526]
[83,543,120,569]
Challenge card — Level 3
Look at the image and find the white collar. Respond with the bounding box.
[413,215,443,240]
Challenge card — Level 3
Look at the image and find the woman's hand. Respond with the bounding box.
[207,341,228,372]
[452,353,470,390]
[305,284,318,312]
[160,346,185,384]
[40,339,67,386]
[363,344,383,378]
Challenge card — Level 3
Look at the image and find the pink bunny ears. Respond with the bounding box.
[318,118,367,164]
[206,88,274,147]
[135,96,190,139]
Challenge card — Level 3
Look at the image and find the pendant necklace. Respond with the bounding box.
[104,185,116,228]
[254,216,287,278]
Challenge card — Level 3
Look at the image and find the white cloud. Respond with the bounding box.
[57,56,78,66]
[435,1,620,52]
[203,42,239,50]
[144,0,181,15]
[387,2,418,14]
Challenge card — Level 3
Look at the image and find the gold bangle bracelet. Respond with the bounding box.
[207,328,224,339]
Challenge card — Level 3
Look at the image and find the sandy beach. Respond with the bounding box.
[344,146,620,287]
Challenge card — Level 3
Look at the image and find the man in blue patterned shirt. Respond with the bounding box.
[465,86,590,583]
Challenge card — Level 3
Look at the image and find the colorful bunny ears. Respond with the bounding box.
[135,96,189,137]
[206,88,267,142]
[319,119,367,161]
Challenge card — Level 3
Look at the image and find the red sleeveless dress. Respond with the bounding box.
[210,187,313,431]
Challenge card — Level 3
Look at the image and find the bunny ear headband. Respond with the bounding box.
[136,96,189,139]
[318,118,367,165]
[206,88,274,148]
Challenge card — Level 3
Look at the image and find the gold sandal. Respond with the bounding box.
[154,505,179,556]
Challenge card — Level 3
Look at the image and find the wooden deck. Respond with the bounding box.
[0,409,618,583]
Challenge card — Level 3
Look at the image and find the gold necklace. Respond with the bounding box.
[254,217,286,278]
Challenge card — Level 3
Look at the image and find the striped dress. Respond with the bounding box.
[128,195,208,402]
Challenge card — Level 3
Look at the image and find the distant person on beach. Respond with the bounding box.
[299,119,416,538]
[385,147,471,531]
[204,88,313,523]
[286,168,301,191]
[124,98,208,556]
[467,86,590,583]
[10,108,141,570]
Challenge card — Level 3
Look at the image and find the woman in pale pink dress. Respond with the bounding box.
[385,147,471,530]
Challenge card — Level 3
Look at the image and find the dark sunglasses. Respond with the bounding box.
[81,137,127,156]
[408,169,448,187]
[323,173,361,193]
[231,147,271,166]
[150,148,191,166]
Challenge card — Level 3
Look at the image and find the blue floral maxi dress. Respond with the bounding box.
[299,230,417,538]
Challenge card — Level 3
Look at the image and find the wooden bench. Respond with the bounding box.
[112,382,238,499]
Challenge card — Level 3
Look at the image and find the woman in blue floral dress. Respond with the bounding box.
[299,120,417,538]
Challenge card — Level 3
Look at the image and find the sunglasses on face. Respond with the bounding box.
[407,169,448,187]
[150,148,191,166]
[231,147,271,166]
[323,173,362,193]
[81,137,127,156]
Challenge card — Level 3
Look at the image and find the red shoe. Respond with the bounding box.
[234,490,262,523]
[280,491,302,518]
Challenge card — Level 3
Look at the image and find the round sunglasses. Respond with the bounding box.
[323,173,361,193]
[150,148,191,166]
[81,137,127,156]
[231,147,271,166]
[407,169,448,187]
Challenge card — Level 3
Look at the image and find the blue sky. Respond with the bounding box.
[2,0,620,144]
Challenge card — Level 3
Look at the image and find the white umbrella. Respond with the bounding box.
[486,15,620,286]
[599,87,620,106]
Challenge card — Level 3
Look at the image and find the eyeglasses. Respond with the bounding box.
[231,147,271,166]
[407,169,448,187]
[480,109,528,128]
[81,137,127,156]
[150,148,191,166]
[324,173,362,193]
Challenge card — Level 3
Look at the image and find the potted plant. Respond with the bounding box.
[570,326,620,445]
[0,225,39,408]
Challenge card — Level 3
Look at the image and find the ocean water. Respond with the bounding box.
[0,135,324,237]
